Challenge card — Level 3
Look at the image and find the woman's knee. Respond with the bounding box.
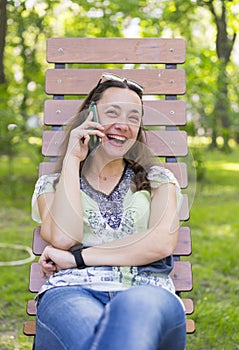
[112,286,185,324]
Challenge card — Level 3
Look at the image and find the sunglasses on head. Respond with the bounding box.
[98,72,144,93]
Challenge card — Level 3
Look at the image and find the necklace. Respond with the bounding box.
[99,173,121,181]
[90,166,126,182]
[85,161,126,183]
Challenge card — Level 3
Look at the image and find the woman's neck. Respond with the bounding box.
[83,156,126,181]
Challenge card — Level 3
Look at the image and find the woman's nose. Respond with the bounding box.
[114,122,128,132]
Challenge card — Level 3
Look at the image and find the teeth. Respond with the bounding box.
[108,134,126,141]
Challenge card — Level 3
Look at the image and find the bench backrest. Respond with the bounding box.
[24,37,195,338]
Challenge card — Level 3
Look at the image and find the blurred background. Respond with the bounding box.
[0,0,238,349]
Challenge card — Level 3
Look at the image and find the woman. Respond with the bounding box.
[32,73,186,350]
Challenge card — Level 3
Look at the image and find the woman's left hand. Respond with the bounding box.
[39,245,76,278]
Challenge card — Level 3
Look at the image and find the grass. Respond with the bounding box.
[0,153,38,350]
[184,146,239,350]
[0,144,239,349]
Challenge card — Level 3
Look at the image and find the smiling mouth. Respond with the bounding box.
[107,134,127,144]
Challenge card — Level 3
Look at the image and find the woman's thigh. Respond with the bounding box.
[35,286,106,350]
[92,285,186,350]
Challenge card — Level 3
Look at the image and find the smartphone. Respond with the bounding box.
[88,102,101,151]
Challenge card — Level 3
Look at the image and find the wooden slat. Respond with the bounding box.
[38,161,188,189]
[27,299,36,316]
[162,163,188,189]
[145,130,188,157]
[32,227,46,255]
[42,130,64,157]
[186,319,196,334]
[23,319,195,335]
[29,260,192,293]
[32,225,191,256]
[180,194,190,221]
[143,100,186,126]
[173,226,191,255]
[47,38,186,64]
[23,321,36,336]
[29,263,46,293]
[39,162,57,177]
[44,99,186,126]
[45,69,186,95]
[42,130,188,157]
[182,298,194,315]
[170,261,193,292]
[27,297,194,317]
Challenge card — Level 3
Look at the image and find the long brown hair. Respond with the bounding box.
[54,79,154,193]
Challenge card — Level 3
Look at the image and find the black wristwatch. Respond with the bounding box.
[70,245,87,269]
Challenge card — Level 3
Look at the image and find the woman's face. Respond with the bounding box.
[96,87,142,158]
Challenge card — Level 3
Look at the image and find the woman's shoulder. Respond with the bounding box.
[147,165,183,209]
[33,173,60,197]
[147,165,179,188]
[31,173,60,223]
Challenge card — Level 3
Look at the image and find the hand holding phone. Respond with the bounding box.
[88,102,101,151]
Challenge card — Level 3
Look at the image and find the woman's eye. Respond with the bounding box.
[129,115,140,124]
[106,110,118,117]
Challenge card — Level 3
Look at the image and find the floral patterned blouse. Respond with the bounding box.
[32,165,182,297]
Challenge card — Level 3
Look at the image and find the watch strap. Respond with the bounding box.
[70,246,87,269]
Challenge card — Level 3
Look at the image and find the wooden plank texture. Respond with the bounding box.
[170,261,193,292]
[44,99,187,126]
[173,226,192,255]
[41,130,188,157]
[45,69,186,95]
[145,130,188,157]
[47,38,186,64]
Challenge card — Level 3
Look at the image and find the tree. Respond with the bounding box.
[201,0,237,150]
[139,0,239,150]
[1,0,239,159]
[0,0,7,83]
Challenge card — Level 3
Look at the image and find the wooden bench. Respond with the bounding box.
[23,37,195,344]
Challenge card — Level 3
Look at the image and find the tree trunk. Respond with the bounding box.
[206,0,237,150]
[214,64,230,151]
[0,0,7,84]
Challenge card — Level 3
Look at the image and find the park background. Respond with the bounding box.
[0,0,239,349]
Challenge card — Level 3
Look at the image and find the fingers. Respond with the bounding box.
[39,245,76,278]
[81,110,105,131]
[71,128,105,149]
[39,246,57,278]
[65,110,105,160]
[40,260,57,278]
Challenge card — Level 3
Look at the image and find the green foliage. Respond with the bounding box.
[191,146,206,182]
[1,0,239,155]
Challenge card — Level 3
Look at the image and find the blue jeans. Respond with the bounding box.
[35,285,186,350]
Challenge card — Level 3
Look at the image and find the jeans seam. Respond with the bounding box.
[158,319,186,350]
[89,302,111,350]
[36,316,68,350]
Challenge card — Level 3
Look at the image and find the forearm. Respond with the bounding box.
[41,156,84,249]
[39,223,178,276]
[82,225,179,267]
